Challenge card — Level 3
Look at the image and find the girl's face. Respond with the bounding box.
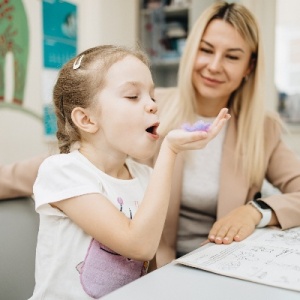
[192,19,253,110]
[93,55,159,160]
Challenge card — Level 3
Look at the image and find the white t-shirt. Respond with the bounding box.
[30,150,152,299]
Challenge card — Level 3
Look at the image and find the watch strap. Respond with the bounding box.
[248,200,272,228]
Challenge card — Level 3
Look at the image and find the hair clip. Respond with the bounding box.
[73,54,84,70]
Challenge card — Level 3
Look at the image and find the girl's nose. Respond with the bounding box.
[145,99,158,114]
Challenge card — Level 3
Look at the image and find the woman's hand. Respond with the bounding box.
[165,108,231,154]
[208,204,262,244]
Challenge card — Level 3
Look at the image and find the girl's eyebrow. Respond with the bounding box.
[120,81,137,87]
[117,81,139,91]
[119,81,155,91]
[201,39,245,53]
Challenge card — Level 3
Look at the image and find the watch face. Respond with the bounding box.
[255,200,271,210]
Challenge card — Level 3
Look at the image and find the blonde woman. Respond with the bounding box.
[155,1,300,267]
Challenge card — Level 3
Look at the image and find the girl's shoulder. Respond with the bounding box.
[34,151,101,206]
[39,152,75,170]
[38,150,94,177]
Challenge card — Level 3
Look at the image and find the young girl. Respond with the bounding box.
[30,45,229,299]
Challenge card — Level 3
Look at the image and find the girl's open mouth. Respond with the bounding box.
[146,123,160,139]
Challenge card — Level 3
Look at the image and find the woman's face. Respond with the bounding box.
[192,19,253,108]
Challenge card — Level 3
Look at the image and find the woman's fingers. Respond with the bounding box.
[213,108,230,125]
[166,108,230,153]
[209,108,231,136]
[209,224,253,244]
[208,206,257,245]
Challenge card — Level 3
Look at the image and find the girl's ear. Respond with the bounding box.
[71,107,99,133]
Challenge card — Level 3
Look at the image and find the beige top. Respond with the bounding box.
[178,116,227,254]
[175,111,300,228]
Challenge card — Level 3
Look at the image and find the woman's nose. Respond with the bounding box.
[207,55,222,73]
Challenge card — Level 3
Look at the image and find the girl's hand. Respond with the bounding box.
[165,108,230,154]
[208,204,262,244]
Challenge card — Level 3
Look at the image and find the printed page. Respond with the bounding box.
[176,227,300,292]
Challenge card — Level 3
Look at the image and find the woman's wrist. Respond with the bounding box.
[248,200,272,227]
[247,202,264,226]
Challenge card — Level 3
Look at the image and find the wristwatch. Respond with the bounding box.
[248,199,272,228]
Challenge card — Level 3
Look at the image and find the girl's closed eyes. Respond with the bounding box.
[126,95,139,100]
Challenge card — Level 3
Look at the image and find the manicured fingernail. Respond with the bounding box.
[215,236,222,242]
[209,235,215,240]
[223,237,229,242]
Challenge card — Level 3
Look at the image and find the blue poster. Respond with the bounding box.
[42,0,77,69]
[42,0,77,138]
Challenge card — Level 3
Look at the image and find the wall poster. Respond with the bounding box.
[0,0,34,116]
[42,0,77,139]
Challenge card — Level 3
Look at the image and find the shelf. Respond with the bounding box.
[141,5,189,17]
[140,2,190,87]
[164,5,189,16]
[151,57,180,67]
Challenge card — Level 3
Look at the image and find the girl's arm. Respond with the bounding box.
[53,109,230,261]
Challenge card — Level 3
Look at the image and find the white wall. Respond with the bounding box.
[275,0,300,94]
[78,0,139,50]
[0,0,138,164]
[241,0,277,111]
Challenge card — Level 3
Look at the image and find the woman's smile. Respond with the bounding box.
[200,74,225,87]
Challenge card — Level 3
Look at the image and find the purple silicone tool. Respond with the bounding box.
[182,120,211,132]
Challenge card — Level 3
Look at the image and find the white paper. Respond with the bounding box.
[176,227,300,292]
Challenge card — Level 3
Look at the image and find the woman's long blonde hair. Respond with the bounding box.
[158,1,274,186]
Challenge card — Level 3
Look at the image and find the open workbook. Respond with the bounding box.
[176,226,300,292]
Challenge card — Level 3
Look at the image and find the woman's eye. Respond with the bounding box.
[126,96,138,100]
[151,98,156,103]
[227,55,239,60]
[200,47,213,54]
